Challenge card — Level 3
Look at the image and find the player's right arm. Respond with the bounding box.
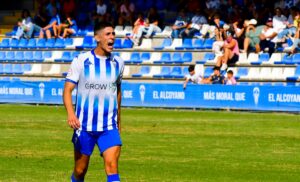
[63,55,82,129]
[63,82,80,129]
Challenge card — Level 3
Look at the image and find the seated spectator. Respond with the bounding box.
[118,0,135,26]
[231,17,246,50]
[127,12,145,39]
[288,18,300,54]
[203,66,225,84]
[92,0,108,23]
[171,9,189,38]
[225,70,237,85]
[55,15,77,38]
[133,8,161,45]
[216,30,239,71]
[277,6,298,41]
[46,0,61,18]
[242,19,264,53]
[183,65,203,89]
[13,9,41,39]
[259,18,278,55]
[40,7,61,39]
[272,7,287,37]
[212,23,228,55]
[181,9,208,39]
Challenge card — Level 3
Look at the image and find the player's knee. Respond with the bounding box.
[74,166,87,178]
[105,160,118,174]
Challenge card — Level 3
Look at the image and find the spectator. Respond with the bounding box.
[183,65,203,89]
[259,17,278,55]
[118,0,135,26]
[273,7,288,36]
[242,19,264,53]
[277,6,299,41]
[231,17,246,50]
[45,0,61,18]
[216,30,239,71]
[212,23,228,55]
[171,9,189,38]
[225,70,237,85]
[92,0,108,23]
[133,8,161,45]
[34,1,50,28]
[40,7,61,39]
[288,17,300,54]
[127,12,145,40]
[181,9,208,39]
[55,14,78,38]
[203,66,225,84]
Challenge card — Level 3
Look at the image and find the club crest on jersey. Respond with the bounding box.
[84,59,92,66]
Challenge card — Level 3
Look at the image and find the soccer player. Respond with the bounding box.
[63,21,124,182]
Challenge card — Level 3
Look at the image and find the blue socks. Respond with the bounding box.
[107,174,120,182]
[71,173,84,182]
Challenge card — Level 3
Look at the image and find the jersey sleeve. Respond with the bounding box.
[66,56,81,84]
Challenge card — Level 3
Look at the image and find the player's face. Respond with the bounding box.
[95,27,115,54]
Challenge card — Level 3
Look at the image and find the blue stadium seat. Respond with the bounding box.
[165,66,184,78]
[3,64,13,74]
[281,54,294,65]
[6,51,15,62]
[203,67,214,77]
[24,51,34,61]
[37,38,46,49]
[251,53,269,65]
[141,52,150,62]
[168,53,182,64]
[130,52,142,64]
[54,38,65,48]
[203,38,214,49]
[196,53,215,64]
[194,39,205,49]
[0,39,10,49]
[13,64,23,74]
[153,66,171,78]
[287,66,300,81]
[33,51,43,62]
[65,38,73,46]
[5,26,18,36]
[15,51,25,62]
[18,38,28,49]
[0,64,3,74]
[182,52,192,63]
[132,66,150,77]
[112,52,120,57]
[23,64,32,72]
[45,38,55,48]
[154,53,171,64]
[293,53,300,64]
[10,39,19,49]
[182,67,189,77]
[175,39,193,50]
[27,38,36,49]
[235,67,249,79]
[113,39,122,49]
[43,51,52,59]
[122,39,133,48]
[55,51,71,62]
[154,38,172,50]
[0,52,6,62]
[71,51,80,60]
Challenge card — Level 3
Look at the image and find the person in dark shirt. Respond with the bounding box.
[203,66,225,84]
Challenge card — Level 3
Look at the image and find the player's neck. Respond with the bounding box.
[94,47,111,58]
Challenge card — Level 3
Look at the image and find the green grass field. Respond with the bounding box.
[0,104,300,182]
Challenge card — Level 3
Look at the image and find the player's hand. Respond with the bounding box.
[67,114,80,129]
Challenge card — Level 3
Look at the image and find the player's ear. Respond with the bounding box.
[94,34,101,43]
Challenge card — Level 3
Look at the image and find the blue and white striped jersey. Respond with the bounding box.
[66,49,124,132]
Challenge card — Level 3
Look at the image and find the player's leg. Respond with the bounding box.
[71,130,96,182]
[97,129,122,182]
[103,146,121,182]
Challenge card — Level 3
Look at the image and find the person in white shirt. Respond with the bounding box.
[183,65,203,89]
[259,18,278,55]
[273,7,287,35]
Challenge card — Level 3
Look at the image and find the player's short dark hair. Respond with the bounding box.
[213,66,220,71]
[227,70,233,74]
[188,65,195,72]
[94,21,114,35]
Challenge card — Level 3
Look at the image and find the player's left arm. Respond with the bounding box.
[117,83,122,133]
